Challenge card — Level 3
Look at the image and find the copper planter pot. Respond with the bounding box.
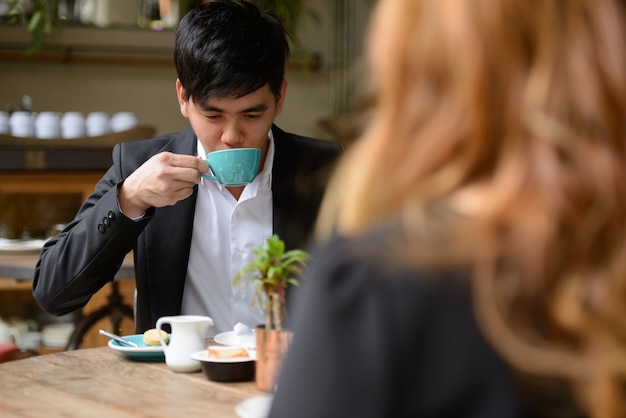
[255,326,293,392]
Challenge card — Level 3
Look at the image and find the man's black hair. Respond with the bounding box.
[174,0,291,104]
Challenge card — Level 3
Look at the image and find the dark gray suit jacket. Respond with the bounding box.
[270,232,548,418]
[32,124,342,332]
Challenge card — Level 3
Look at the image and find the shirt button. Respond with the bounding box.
[97,224,106,233]
[103,217,110,226]
[107,211,116,220]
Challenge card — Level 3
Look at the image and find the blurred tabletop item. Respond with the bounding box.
[0,342,20,363]
[0,251,134,282]
[0,345,264,417]
[0,252,136,351]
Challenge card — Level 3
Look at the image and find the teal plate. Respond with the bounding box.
[108,334,168,362]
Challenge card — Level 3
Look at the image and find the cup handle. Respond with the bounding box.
[155,317,171,350]
[200,163,217,181]
[200,172,217,181]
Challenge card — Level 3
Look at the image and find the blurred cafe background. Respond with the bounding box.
[0,0,374,355]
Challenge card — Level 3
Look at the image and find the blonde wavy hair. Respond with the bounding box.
[318,0,626,416]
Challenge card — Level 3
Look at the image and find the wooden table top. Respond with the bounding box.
[0,345,266,417]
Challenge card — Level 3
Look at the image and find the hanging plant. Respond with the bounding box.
[7,0,60,56]
[6,0,322,60]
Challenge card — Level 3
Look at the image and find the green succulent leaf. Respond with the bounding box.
[233,234,310,330]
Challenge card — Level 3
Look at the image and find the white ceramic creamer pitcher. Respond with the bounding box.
[156,315,213,372]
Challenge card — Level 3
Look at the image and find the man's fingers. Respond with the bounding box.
[149,153,207,183]
[162,152,208,172]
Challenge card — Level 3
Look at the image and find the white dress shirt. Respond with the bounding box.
[181,134,274,337]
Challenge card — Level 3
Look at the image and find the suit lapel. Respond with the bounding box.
[271,125,293,246]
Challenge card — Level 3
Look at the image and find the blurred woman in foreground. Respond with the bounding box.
[269,0,626,417]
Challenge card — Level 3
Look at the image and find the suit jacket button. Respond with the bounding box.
[98,224,106,233]
[103,217,110,226]
[107,211,116,220]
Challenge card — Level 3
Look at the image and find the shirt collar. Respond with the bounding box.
[258,129,274,188]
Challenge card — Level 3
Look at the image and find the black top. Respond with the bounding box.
[269,232,562,418]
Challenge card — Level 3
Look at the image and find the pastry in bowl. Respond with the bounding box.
[191,346,256,382]
[208,345,250,359]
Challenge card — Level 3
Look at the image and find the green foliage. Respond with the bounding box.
[6,0,321,58]
[250,0,321,53]
[234,234,310,330]
[7,0,59,56]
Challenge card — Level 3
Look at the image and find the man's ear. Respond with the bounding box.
[176,79,190,118]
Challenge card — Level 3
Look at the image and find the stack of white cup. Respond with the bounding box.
[110,111,139,132]
[2,110,139,138]
[86,111,111,136]
[60,112,87,139]
[35,112,62,139]
[9,111,35,137]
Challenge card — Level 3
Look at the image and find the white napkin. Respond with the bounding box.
[233,322,256,348]
[236,394,273,418]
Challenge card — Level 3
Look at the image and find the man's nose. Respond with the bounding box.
[220,121,244,146]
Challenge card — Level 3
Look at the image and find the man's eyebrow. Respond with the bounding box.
[200,103,269,113]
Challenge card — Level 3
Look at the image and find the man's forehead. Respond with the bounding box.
[194,85,276,112]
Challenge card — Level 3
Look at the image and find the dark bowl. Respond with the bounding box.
[191,350,255,382]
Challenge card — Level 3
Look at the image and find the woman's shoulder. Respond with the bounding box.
[309,227,467,288]
[300,229,540,417]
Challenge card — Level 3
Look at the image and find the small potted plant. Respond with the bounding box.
[234,234,310,391]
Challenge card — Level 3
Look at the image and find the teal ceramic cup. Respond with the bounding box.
[201,148,262,187]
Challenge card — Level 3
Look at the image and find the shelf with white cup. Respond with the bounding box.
[0,125,156,148]
[0,125,156,171]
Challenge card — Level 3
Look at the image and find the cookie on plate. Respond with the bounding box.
[143,328,168,346]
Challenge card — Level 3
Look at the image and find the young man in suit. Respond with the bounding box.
[32,0,342,336]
